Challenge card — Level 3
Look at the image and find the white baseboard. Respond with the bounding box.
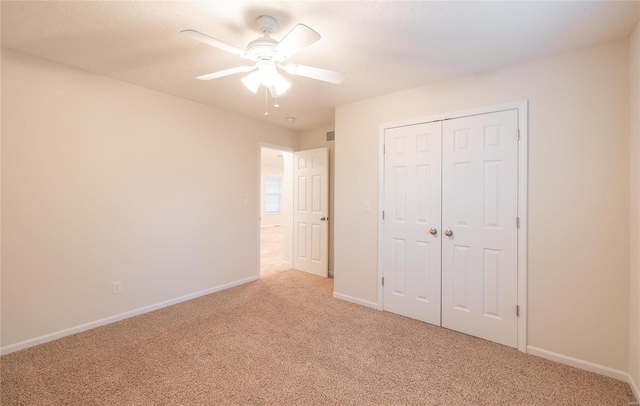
[527,346,629,382]
[0,275,259,356]
[527,346,639,401]
[332,292,378,309]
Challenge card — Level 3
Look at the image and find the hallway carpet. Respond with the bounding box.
[1,270,635,405]
[260,225,290,277]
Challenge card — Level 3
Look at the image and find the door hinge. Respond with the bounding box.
[516,305,520,317]
[516,129,520,140]
[382,211,385,220]
[382,277,385,287]
[516,217,520,228]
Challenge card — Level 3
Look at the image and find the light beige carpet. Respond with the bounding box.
[1,270,635,405]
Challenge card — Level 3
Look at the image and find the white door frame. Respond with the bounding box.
[377,100,529,353]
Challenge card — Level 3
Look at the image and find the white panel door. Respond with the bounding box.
[383,122,442,325]
[441,110,518,347]
[293,148,329,277]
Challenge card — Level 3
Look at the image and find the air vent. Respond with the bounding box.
[326,131,335,142]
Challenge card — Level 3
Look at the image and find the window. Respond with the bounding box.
[265,176,283,213]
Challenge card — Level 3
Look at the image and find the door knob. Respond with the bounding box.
[429,228,438,235]
[320,216,328,221]
[444,229,453,237]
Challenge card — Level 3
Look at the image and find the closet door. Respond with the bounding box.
[441,110,519,348]
[383,122,442,325]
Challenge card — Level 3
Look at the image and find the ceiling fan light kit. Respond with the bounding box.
[240,60,291,97]
[182,14,345,108]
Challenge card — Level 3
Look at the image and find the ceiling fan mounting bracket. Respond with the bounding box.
[256,15,277,35]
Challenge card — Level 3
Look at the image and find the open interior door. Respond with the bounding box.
[293,148,329,277]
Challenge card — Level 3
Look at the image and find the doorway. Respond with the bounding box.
[259,146,330,279]
[260,147,293,277]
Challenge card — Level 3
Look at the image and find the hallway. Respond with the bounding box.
[260,226,291,277]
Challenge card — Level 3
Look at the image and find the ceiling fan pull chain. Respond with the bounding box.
[274,96,279,108]
[264,86,269,117]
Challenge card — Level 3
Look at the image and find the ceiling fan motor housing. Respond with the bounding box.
[247,37,278,61]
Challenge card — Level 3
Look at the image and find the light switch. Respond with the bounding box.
[364,200,371,212]
[243,198,249,207]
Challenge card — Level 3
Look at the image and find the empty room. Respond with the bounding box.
[1,1,639,405]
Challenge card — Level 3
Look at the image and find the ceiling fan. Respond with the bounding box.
[181,15,345,98]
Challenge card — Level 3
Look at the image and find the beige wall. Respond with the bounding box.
[299,129,335,275]
[630,20,640,390]
[334,38,631,371]
[0,50,298,348]
[281,151,294,265]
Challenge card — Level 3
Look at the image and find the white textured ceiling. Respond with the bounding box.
[2,1,639,131]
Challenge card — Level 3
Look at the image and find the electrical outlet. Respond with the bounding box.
[364,200,371,212]
[112,281,122,295]
[243,198,250,207]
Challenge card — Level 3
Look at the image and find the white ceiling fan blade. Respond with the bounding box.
[196,65,255,81]
[273,24,320,61]
[282,64,345,84]
[181,29,249,59]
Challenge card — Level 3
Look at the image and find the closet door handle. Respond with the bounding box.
[444,229,453,237]
[429,228,438,235]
